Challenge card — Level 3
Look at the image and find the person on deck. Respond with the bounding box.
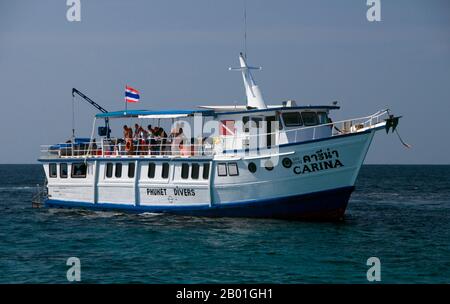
[146,125,155,155]
[171,127,186,156]
[123,125,134,155]
[159,127,168,155]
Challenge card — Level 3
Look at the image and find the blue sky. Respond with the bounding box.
[0,0,449,164]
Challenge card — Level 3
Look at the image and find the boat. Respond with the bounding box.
[38,53,401,220]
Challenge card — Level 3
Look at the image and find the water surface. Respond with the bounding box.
[0,165,448,283]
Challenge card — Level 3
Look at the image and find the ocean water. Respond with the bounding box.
[0,164,449,283]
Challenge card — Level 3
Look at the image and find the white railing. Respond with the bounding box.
[40,110,389,159]
[218,109,389,151]
[40,141,215,159]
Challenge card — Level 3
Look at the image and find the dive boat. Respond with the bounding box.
[38,53,400,220]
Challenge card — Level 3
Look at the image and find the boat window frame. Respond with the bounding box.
[161,162,170,179]
[49,163,57,178]
[71,162,87,178]
[115,163,122,178]
[191,163,200,180]
[202,163,210,180]
[242,116,250,132]
[60,163,68,178]
[148,162,156,179]
[106,163,113,178]
[181,163,190,179]
[228,163,239,176]
[128,162,135,178]
[275,112,284,130]
[217,163,227,177]
[301,111,319,126]
[317,111,329,125]
[281,112,303,127]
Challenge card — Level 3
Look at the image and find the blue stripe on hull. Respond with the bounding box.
[45,187,354,221]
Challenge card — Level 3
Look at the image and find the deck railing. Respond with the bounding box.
[218,109,390,150]
[40,142,215,159]
[40,110,389,159]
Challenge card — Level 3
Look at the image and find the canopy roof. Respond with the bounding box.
[95,109,215,119]
[95,105,341,119]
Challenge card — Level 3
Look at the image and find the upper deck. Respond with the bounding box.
[39,108,389,161]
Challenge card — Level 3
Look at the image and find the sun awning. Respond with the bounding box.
[95,109,215,119]
[138,114,189,119]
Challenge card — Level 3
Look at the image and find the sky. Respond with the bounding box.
[0,0,449,164]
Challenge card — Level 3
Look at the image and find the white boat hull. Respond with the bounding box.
[43,128,378,220]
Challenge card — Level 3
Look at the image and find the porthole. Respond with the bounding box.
[282,157,292,168]
[264,160,274,171]
[248,162,257,173]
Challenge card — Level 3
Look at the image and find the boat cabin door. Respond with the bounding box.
[245,115,269,150]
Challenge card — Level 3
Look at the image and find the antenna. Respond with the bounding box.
[243,0,247,59]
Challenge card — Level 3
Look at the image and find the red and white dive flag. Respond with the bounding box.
[125,85,140,103]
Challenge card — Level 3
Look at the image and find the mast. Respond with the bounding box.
[229,3,267,109]
[229,53,267,109]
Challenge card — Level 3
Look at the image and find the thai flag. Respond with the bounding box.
[125,85,140,103]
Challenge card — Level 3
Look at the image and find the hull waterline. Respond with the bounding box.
[45,186,354,221]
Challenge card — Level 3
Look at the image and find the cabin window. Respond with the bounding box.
[148,163,156,179]
[202,163,210,180]
[115,163,122,178]
[282,112,303,127]
[243,116,250,132]
[317,112,329,124]
[181,163,190,179]
[71,163,87,178]
[301,112,318,126]
[60,163,68,178]
[128,162,135,178]
[191,163,200,179]
[228,163,239,176]
[248,162,257,173]
[276,113,284,130]
[251,117,262,128]
[161,163,170,179]
[106,163,113,178]
[217,163,227,177]
[49,163,57,178]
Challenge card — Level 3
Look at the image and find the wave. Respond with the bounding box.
[0,186,34,191]
[138,212,163,217]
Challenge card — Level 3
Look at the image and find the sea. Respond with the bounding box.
[0,164,449,283]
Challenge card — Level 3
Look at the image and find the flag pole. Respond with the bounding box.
[125,85,128,113]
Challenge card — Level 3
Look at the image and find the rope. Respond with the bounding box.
[72,94,75,139]
[395,128,412,149]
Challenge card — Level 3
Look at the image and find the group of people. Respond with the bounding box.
[121,123,188,155]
